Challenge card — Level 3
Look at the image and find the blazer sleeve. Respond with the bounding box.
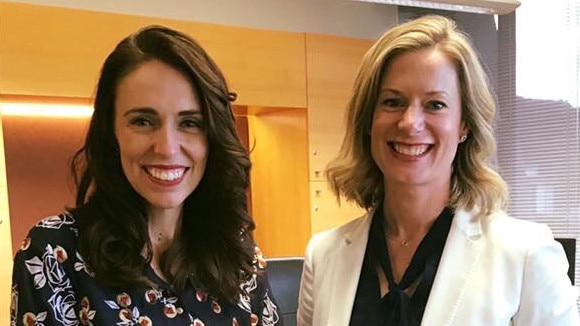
[297,233,318,326]
[512,225,580,325]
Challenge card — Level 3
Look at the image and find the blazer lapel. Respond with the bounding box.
[326,212,372,326]
[422,209,483,325]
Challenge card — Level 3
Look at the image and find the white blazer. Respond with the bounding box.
[297,209,579,326]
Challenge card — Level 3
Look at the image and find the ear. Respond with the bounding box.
[459,121,469,141]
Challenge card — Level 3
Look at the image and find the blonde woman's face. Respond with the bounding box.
[370,48,467,188]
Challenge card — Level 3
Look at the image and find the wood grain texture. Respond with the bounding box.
[0,2,307,108]
[305,33,372,182]
[248,109,311,256]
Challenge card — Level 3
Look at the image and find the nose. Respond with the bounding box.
[397,103,425,133]
[153,125,180,156]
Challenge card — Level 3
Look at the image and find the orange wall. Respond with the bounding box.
[3,114,88,254]
[248,108,311,256]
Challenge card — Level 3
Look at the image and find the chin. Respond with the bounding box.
[146,198,187,211]
[386,175,429,186]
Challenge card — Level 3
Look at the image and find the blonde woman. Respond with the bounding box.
[297,15,579,325]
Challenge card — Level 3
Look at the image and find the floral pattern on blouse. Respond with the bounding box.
[11,212,282,326]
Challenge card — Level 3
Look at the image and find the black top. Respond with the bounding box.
[349,205,453,326]
[11,212,283,326]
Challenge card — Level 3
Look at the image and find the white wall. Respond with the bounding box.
[2,0,398,39]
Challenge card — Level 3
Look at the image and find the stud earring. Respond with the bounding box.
[459,135,467,143]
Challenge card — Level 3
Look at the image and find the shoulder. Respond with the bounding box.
[467,210,565,269]
[481,211,553,250]
[16,211,79,257]
[477,213,580,323]
[238,246,282,322]
[306,211,371,260]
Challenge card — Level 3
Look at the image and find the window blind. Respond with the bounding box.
[496,0,580,284]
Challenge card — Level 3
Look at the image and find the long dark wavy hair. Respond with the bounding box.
[70,25,255,302]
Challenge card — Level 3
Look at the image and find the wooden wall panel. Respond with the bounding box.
[309,180,364,234]
[0,2,307,108]
[305,33,373,182]
[248,109,310,257]
[305,33,371,232]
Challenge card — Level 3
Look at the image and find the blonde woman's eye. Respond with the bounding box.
[383,98,404,108]
[428,101,447,110]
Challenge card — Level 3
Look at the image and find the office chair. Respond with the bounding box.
[555,238,576,284]
[266,257,304,325]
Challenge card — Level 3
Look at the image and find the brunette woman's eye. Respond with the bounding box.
[130,117,153,127]
[181,118,202,128]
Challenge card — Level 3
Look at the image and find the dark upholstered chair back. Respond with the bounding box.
[266,257,304,325]
[555,238,576,285]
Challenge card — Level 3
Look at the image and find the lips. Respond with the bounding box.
[145,166,187,181]
[390,142,432,156]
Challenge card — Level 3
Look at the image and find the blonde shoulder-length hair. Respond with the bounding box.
[326,14,508,219]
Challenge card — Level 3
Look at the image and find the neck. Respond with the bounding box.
[382,180,450,240]
[147,206,182,259]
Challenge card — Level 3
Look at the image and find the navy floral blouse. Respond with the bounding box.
[10,212,282,326]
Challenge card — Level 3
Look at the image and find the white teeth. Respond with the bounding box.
[147,167,185,181]
[393,143,429,156]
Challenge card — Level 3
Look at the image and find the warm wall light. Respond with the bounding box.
[348,0,520,14]
[0,102,93,118]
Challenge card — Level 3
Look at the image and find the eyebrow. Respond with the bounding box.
[379,88,450,97]
[122,107,203,117]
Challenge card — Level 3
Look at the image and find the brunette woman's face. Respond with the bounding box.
[370,48,467,188]
[114,60,208,213]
